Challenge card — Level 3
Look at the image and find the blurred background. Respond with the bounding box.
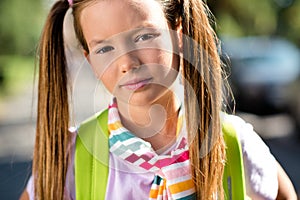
[0,0,299,199]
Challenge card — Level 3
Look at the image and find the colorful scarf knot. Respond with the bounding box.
[108,99,196,199]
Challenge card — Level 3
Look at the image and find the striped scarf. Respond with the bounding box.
[108,99,196,199]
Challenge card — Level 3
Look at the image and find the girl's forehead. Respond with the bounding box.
[80,0,167,47]
[81,0,164,20]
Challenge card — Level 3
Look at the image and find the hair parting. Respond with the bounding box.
[33,0,71,199]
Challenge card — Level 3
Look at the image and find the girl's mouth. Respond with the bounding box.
[120,78,153,91]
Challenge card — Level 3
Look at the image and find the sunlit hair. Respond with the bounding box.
[34,0,226,199]
[161,0,226,199]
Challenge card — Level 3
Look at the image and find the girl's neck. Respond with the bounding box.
[116,90,181,151]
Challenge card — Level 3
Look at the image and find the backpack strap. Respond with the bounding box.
[222,122,247,200]
[75,110,247,199]
[75,109,109,200]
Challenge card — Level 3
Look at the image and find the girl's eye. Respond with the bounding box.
[96,46,114,54]
[134,33,159,43]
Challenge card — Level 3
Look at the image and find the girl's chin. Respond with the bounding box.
[116,95,159,107]
[115,88,173,108]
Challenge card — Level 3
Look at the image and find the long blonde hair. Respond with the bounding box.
[180,1,226,198]
[33,0,225,199]
[162,0,226,198]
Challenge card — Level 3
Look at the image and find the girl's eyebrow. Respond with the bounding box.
[88,22,157,48]
[136,21,156,29]
[89,39,105,49]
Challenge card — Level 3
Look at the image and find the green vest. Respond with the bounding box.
[75,109,247,199]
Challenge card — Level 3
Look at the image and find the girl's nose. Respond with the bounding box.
[117,52,140,73]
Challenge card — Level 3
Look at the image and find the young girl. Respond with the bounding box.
[21,0,297,199]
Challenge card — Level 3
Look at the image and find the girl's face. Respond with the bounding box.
[81,0,180,106]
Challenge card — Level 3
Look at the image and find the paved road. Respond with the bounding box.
[265,132,300,193]
[0,160,31,200]
[0,65,299,199]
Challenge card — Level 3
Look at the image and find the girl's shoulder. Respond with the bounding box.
[221,112,271,154]
[222,113,279,199]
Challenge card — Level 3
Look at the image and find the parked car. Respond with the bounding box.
[221,36,300,118]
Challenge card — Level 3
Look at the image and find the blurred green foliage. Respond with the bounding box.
[0,0,45,55]
[0,55,35,96]
[208,0,300,46]
[0,0,45,96]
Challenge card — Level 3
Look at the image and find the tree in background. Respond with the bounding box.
[207,0,300,46]
[0,0,45,56]
[0,0,45,92]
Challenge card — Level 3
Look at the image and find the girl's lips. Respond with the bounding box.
[120,78,152,90]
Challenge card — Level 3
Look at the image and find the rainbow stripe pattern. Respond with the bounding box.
[108,99,196,199]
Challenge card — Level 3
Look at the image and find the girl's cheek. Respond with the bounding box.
[139,49,167,64]
[101,72,116,92]
[92,60,115,80]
